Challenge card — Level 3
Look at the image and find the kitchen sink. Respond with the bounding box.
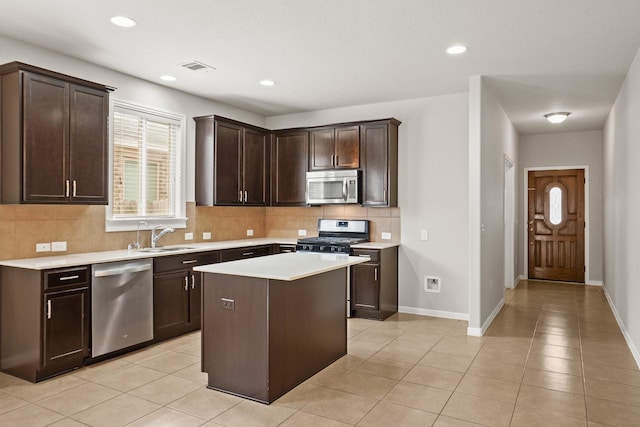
[136,247,195,253]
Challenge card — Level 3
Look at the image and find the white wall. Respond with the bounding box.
[519,131,604,284]
[268,93,471,319]
[0,35,265,201]
[603,47,640,364]
[468,76,519,334]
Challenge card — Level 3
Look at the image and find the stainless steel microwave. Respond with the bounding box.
[306,170,360,205]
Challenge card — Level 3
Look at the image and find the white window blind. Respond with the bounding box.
[107,101,186,231]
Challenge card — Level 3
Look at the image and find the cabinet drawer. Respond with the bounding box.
[154,251,220,274]
[44,266,89,290]
[220,245,273,262]
[352,249,380,262]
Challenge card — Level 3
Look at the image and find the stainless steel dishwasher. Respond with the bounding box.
[91,259,153,357]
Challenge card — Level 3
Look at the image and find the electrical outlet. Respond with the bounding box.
[184,232,194,240]
[381,232,392,240]
[246,229,254,236]
[221,298,235,310]
[36,243,51,252]
[203,232,212,240]
[298,229,307,237]
[421,229,429,241]
[51,241,67,252]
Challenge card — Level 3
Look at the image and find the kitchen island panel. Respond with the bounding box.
[268,268,346,401]
[202,274,269,402]
[201,267,347,404]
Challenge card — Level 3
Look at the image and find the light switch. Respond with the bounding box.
[203,232,212,240]
[184,232,194,240]
[298,229,307,237]
[421,229,429,241]
[381,232,392,240]
[247,229,254,236]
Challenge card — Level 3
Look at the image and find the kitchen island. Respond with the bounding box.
[194,252,368,404]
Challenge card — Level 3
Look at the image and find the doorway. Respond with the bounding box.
[527,168,585,283]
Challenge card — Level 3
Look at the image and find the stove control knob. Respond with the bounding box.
[320,245,325,251]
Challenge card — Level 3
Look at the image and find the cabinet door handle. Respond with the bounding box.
[374,267,378,281]
[335,155,338,166]
[181,260,198,265]
[47,300,52,319]
[242,251,254,256]
[191,274,195,290]
[72,180,77,197]
[238,191,243,202]
[244,191,247,202]
[184,276,189,291]
[59,275,80,281]
[65,180,70,197]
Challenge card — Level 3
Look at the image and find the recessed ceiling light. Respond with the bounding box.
[544,112,571,124]
[110,16,136,28]
[446,44,467,55]
[160,75,177,82]
[259,79,276,86]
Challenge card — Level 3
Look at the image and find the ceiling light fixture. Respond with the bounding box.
[446,44,467,55]
[259,79,276,86]
[160,75,177,81]
[544,112,571,124]
[110,16,137,28]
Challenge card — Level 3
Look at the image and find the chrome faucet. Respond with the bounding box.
[151,225,175,248]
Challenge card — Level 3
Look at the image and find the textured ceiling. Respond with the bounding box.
[1,0,640,134]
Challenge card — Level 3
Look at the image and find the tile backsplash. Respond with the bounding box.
[0,203,400,261]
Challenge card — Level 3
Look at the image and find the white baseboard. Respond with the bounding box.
[601,284,640,369]
[586,280,603,286]
[398,306,469,321]
[467,297,504,337]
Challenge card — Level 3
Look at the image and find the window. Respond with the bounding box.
[549,186,562,225]
[107,100,186,231]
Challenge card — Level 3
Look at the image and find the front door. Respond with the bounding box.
[528,169,585,282]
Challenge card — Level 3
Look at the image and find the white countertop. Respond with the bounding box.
[194,252,369,281]
[0,238,399,270]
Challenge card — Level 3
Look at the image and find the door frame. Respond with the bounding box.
[504,156,515,289]
[523,165,590,284]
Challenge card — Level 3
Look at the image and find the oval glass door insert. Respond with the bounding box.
[549,186,562,225]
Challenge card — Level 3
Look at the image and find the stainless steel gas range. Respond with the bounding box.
[297,219,370,317]
[296,219,369,254]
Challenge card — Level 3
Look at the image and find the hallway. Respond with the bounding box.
[0,280,638,426]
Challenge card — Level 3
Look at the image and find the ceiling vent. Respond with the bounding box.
[179,61,216,72]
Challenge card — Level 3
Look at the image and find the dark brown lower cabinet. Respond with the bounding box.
[153,251,219,342]
[351,247,398,320]
[1,266,90,382]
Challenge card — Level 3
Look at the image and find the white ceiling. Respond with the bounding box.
[2,0,640,134]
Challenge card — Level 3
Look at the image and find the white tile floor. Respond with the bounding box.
[0,280,639,426]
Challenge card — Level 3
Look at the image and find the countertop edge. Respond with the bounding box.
[0,238,400,270]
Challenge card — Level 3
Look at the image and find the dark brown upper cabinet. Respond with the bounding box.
[194,116,270,206]
[309,125,359,170]
[0,62,113,204]
[271,129,309,206]
[360,119,401,207]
